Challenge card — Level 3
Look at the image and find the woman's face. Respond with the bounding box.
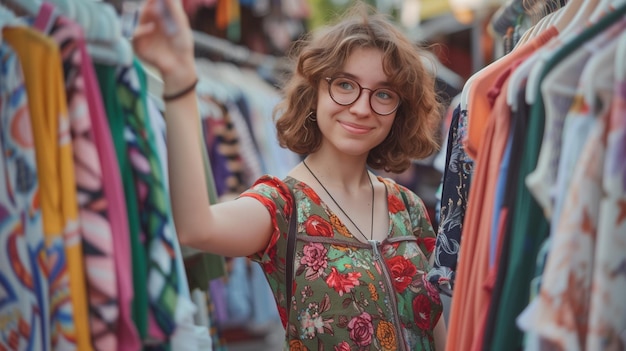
[314,47,397,158]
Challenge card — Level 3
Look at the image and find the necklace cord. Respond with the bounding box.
[302,159,375,241]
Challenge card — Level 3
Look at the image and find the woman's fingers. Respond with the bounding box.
[132,21,156,41]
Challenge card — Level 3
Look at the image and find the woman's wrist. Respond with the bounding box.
[161,63,197,96]
[163,77,198,102]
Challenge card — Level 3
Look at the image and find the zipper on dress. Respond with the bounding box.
[369,240,408,351]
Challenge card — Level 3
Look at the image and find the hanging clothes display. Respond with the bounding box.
[0,1,226,350]
[429,0,626,350]
[0,0,304,348]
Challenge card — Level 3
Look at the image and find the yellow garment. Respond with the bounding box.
[3,26,93,351]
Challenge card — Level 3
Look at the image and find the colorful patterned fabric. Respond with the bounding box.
[94,63,149,341]
[115,61,179,343]
[0,43,49,351]
[427,106,473,291]
[35,12,120,350]
[4,25,92,351]
[240,175,442,351]
[585,78,626,350]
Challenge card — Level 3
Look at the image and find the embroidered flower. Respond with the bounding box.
[305,215,334,237]
[261,244,278,274]
[278,305,288,326]
[299,300,334,339]
[300,243,329,280]
[330,213,352,238]
[412,294,432,330]
[422,275,441,303]
[325,267,361,296]
[388,193,406,214]
[289,339,309,351]
[376,320,397,351]
[302,186,321,205]
[348,312,374,347]
[334,341,351,351]
[418,236,436,254]
[368,283,379,301]
[386,255,417,292]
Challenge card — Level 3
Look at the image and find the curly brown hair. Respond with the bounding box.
[274,2,442,173]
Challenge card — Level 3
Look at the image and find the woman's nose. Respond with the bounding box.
[349,90,373,116]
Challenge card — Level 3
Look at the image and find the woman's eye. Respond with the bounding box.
[338,81,355,90]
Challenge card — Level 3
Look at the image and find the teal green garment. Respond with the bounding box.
[94,63,149,339]
[489,5,626,350]
[117,60,178,342]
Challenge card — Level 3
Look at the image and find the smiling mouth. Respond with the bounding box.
[340,121,371,134]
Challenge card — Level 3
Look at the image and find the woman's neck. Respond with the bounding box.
[301,154,371,193]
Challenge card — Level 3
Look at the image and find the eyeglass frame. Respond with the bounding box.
[324,76,401,116]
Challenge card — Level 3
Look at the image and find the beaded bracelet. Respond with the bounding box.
[162,78,199,102]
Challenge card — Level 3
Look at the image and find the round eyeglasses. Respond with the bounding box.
[325,77,401,116]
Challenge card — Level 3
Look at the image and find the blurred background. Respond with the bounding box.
[0,0,562,349]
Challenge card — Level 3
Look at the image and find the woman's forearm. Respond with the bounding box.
[162,85,212,243]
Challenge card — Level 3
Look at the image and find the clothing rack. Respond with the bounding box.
[192,30,292,75]
[490,0,526,36]
[490,0,568,36]
[0,0,39,16]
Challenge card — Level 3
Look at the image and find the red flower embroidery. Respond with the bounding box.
[418,236,436,254]
[386,255,417,292]
[325,267,361,296]
[305,215,334,237]
[262,245,278,274]
[388,194,406,214]
[302,187,321,205]
[412,294,432,330]
[347,312,374,347]
[278,305,288,326]
[334,341,351,351]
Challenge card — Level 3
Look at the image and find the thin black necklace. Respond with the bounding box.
[302,158,374,241]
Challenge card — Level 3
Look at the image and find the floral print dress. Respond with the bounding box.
[240,175,443,351]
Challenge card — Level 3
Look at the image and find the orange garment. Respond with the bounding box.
[4,26,93,351]
[463,27,558,159]
[444,28,558,349]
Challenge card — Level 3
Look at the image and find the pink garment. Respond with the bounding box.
[79,20,142,351]
[36,2,141,350]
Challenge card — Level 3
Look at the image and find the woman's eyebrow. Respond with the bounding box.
[334,72,393,87]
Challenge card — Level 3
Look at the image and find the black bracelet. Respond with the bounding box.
[162,78,199,102]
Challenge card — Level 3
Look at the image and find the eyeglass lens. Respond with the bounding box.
[328,77,400,115]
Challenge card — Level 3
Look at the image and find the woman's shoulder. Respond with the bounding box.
[377,176,419,200]
[377,175,429,217]
[241,174,300,205]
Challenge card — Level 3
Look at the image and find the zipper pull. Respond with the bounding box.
[368,239,380,260]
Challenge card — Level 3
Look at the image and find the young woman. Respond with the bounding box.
[133,0,447,349]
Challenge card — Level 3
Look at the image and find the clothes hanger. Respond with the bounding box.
[0,2,16,33]
[47,0,76,18]
[582,34,620,110]
[525,0,604,105]
[46,0,132,66]
[0,0,40,17]
[462,0,556,111]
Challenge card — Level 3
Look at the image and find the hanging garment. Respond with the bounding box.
[95,62,150,340]
[489,6,626,350]
[427,106,471,291]
[33,7,122,350]
[115,60,180,342]
[0,43,49,351]
[4,25,93,351]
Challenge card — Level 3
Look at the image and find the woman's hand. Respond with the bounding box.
[132,0,197,93]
